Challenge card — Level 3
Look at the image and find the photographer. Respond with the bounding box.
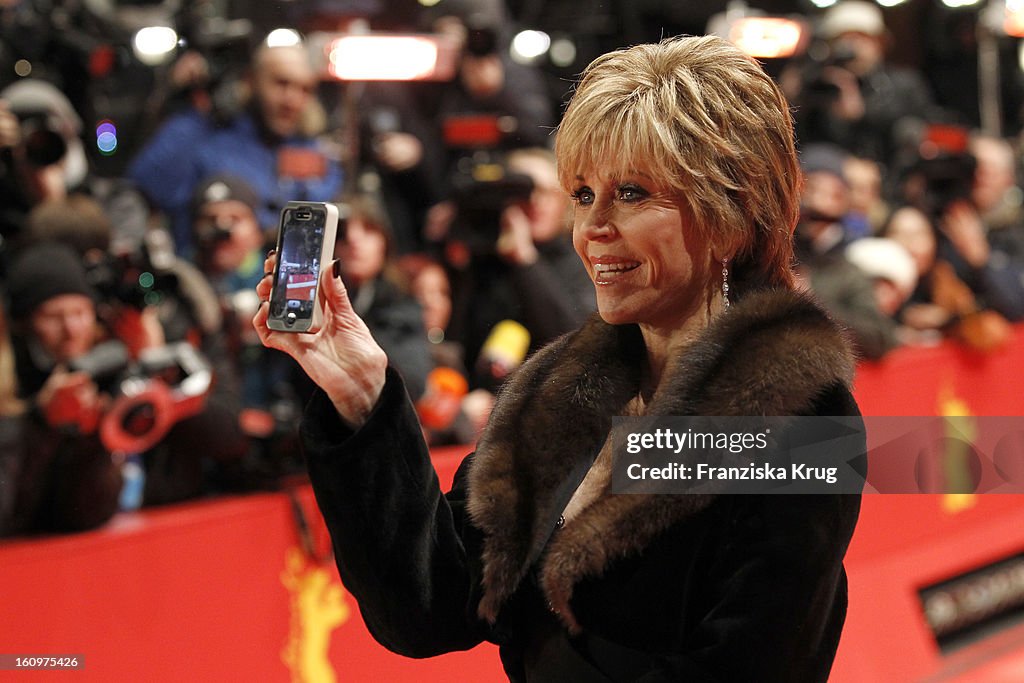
[5,242,248,509]
[898,131,1024,325]
[794,144,902,360]
[128,43,342,255]
[328,195,431,402]
[782,1,940,166]
[424,4,554,153]
[0,79,90,245]
[444,147,596,387]
[0,79,149,278]
[882,205,1013,352]
[0,251,124,536]
[189,173,289,411]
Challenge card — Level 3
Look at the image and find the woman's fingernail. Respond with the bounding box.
[332,259,341,279]
[267,248,276,257]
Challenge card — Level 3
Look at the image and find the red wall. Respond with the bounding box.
[2,329,1024,682]
[834,326,1024,682]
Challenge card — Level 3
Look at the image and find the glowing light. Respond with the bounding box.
[549,38,577,67]
[877,0,907,6]
[810,0,838,7]
[511,30,551,62]
[133,26,178,66]
[941,0,980,7]
[418,0,441,5]
[728,17,805,59]
[139,272,156,289]
[265,28,302,48]
[1008,0,1024,37]
[14,59,32,77]
[328,36,439,81]
[96,120,118,156]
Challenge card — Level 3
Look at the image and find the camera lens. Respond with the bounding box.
[23,125,67,167]
[121,401,158,437]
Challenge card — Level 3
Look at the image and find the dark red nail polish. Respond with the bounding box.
[332,259,341,279]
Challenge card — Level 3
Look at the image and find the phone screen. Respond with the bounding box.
[270,205,328,331]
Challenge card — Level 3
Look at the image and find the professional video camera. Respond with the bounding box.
[793,43,857,109]
[896,123,977,220]
[172,2,252,124]
[65,339,213,455]
[442,114,534,254]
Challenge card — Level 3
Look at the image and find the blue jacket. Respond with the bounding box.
[128,109,343,253]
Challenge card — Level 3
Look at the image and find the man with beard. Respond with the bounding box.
[128,44,342,255]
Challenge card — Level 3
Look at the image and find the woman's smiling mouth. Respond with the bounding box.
[592,259,641,284]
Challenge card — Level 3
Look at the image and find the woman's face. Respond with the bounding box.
[411,264,452,333]
[886,207,936,275]
[336,217,387,287]
[571,167,709,330]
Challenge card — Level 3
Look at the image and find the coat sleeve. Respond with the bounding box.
[300,366,491,657]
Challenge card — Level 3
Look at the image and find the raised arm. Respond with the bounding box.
[253,256,489,656]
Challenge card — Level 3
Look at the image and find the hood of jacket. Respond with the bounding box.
[465,288,856,631]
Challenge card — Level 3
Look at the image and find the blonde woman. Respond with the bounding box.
[256,36,862,681]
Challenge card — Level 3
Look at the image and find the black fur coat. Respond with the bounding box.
[301,288,863,682]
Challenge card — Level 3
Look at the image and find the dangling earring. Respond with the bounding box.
[721,259,730,309]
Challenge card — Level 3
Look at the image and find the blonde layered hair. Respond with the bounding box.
[555,35,800,294]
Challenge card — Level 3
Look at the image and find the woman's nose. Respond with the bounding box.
[578,211,616,242]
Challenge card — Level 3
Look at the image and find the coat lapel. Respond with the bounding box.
[466,289,856,631]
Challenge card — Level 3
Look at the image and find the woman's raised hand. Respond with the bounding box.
[253,253,387,429]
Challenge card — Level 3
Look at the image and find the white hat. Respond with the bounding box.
[0,78,88,186]
[845,237,918,299]
[821,1,885,40]
[0,78,82,135]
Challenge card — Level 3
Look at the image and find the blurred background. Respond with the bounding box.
[2,0,1024,681]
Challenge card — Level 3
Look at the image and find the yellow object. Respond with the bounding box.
[281,547,349,683]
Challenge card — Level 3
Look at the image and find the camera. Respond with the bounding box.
[795,44,856,109]
[896,123,977,220]
[268,202,340,333]
[67,340,213,454]
[166,2,253,124]
[85,228,179,311]
[14,108,67,167]
[442,114,534,254]
[465,25,499,57]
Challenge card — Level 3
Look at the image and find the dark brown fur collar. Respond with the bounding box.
[466,288,855,631]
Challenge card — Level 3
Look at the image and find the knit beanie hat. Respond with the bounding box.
[5,243,97,320]
[800,143,850,185]
[191,174,259,218]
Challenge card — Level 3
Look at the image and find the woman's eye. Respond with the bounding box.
[618,185,647,202]
[571,187,594,205]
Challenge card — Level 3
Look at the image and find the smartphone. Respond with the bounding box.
[268,201,340,333]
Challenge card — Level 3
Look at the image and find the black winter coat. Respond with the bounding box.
[301,288,863,681]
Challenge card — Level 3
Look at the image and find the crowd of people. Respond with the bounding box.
[0,0,1022,538]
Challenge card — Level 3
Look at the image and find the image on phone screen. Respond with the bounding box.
[270,206,327,330]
